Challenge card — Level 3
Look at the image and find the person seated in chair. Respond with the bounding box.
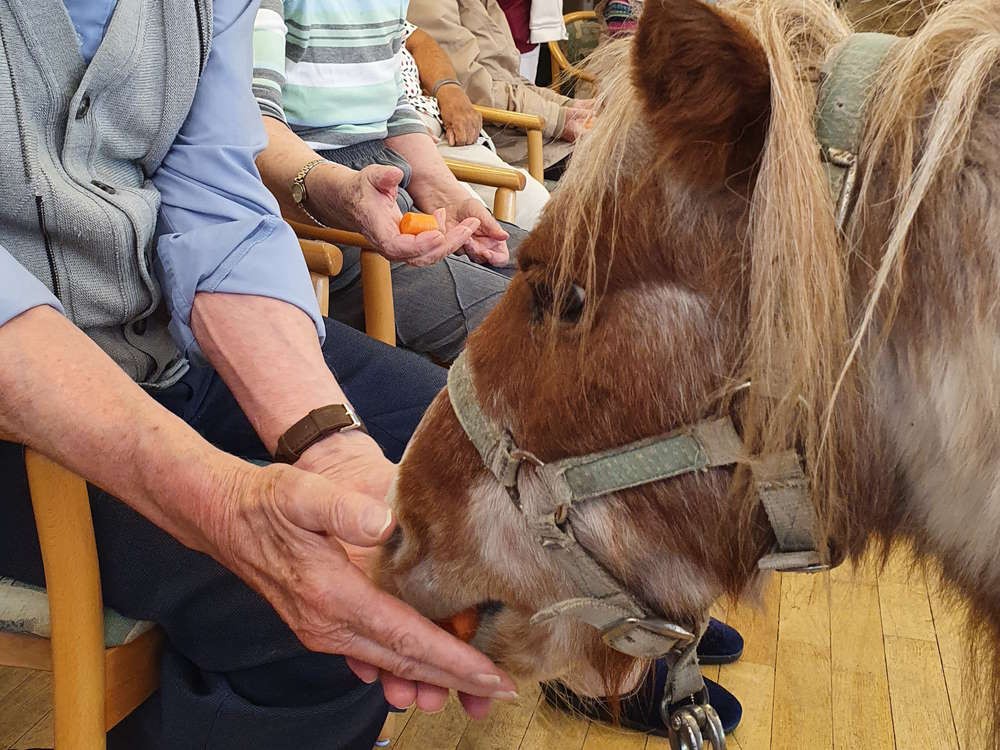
[407,0,594,178]
[253,0,519,364]
[0,1,518,748]
[401,22,551,230]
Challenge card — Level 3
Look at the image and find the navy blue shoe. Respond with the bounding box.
[541,658,743,737]
[697,618,744,665]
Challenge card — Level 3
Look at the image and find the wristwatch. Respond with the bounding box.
[273,404,365,464]
[291,158,328,226]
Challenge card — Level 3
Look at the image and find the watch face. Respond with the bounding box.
[291,182,306,203]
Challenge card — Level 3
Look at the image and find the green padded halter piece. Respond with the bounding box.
[816,32,900,229]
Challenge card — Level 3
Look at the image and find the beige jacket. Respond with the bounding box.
[407,0,574,167]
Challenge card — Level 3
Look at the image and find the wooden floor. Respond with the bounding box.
[0,545,986,749]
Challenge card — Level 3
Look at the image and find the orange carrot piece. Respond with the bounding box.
[436,607,479,642]
[399,212,440,235]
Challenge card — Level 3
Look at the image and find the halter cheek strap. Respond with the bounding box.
[448,351,824,655]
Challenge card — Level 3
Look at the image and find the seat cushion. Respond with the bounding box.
[0,577,155,648]
[562,18,600,64]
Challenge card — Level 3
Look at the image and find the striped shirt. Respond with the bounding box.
[252,0,426,150]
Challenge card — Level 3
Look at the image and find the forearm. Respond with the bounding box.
[255,117,356,227]
[191,291,373,456]
[384,132,468,209]
[0,306,245,552]
[408,30,460,93]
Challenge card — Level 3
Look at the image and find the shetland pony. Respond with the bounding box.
[381,0,1000,742]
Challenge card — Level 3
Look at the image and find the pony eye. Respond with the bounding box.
[529,280,587,324]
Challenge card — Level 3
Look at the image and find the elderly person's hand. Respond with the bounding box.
[436,197,510,266]
[560,106,594,142]
[309,162,481,266]
[211,432,516,716]
[436,84,483,146]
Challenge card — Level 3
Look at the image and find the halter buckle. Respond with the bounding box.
[600,616,696,656]
[820,145,859,229]
[496,441,545,512]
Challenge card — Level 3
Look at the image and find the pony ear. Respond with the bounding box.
[633,0,771,187]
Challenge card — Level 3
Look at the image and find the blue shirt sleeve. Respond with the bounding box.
[153,0,324,359]
[0,244,65,327]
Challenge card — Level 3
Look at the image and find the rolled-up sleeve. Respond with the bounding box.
[153,0,323,358]
[0,245,65,327]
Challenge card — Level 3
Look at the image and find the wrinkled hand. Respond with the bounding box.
[311,163,480,267]
[437,86,483,146]
[208,433,516,717]
[560,107,594,143]
[436,198,510,266]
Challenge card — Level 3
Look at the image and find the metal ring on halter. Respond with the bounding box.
[701,704,726,749]
[665,703,727,750]
[668,711,702,750]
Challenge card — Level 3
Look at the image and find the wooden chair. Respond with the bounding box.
[472,105,546,183]
[547,11,600,95]
[0,450,164,749]
[289,157,527,348]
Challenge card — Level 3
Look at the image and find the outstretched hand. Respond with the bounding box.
[312,163,481,266]
[434,197,510,266]
[207,433,516,716]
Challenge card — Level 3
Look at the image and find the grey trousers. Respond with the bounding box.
[319,141,522,363]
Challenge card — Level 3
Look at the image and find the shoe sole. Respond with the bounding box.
[697,645,744,666]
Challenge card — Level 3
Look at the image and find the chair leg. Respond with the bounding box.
[26,450,107,750]
[360,250,396,346]
[527,129,545,184]
[492,187,517,225]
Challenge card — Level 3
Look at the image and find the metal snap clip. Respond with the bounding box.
[665,703,726,750]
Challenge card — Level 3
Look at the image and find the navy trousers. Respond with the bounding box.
[0,318,447,749]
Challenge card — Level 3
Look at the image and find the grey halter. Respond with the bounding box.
[447,353,821,662]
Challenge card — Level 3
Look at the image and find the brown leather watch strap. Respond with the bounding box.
[273,404,365,464]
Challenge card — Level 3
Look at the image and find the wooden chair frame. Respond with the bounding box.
[0,450,164,749]
[548,11,599,92]
[472,105,546,183]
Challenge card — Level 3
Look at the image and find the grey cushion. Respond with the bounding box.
[0,577,155,648]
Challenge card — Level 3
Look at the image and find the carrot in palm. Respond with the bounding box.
[398,212,440,235]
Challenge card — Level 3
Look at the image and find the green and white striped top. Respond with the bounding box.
[252,0,426,150]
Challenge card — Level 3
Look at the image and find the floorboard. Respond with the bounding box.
[1,545,985,749]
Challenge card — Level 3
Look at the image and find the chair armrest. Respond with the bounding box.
[443,158,526,192]
[298,239,344,276]
[289,221,373,251]
[472,105,545,132]
[472,106,546,183]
